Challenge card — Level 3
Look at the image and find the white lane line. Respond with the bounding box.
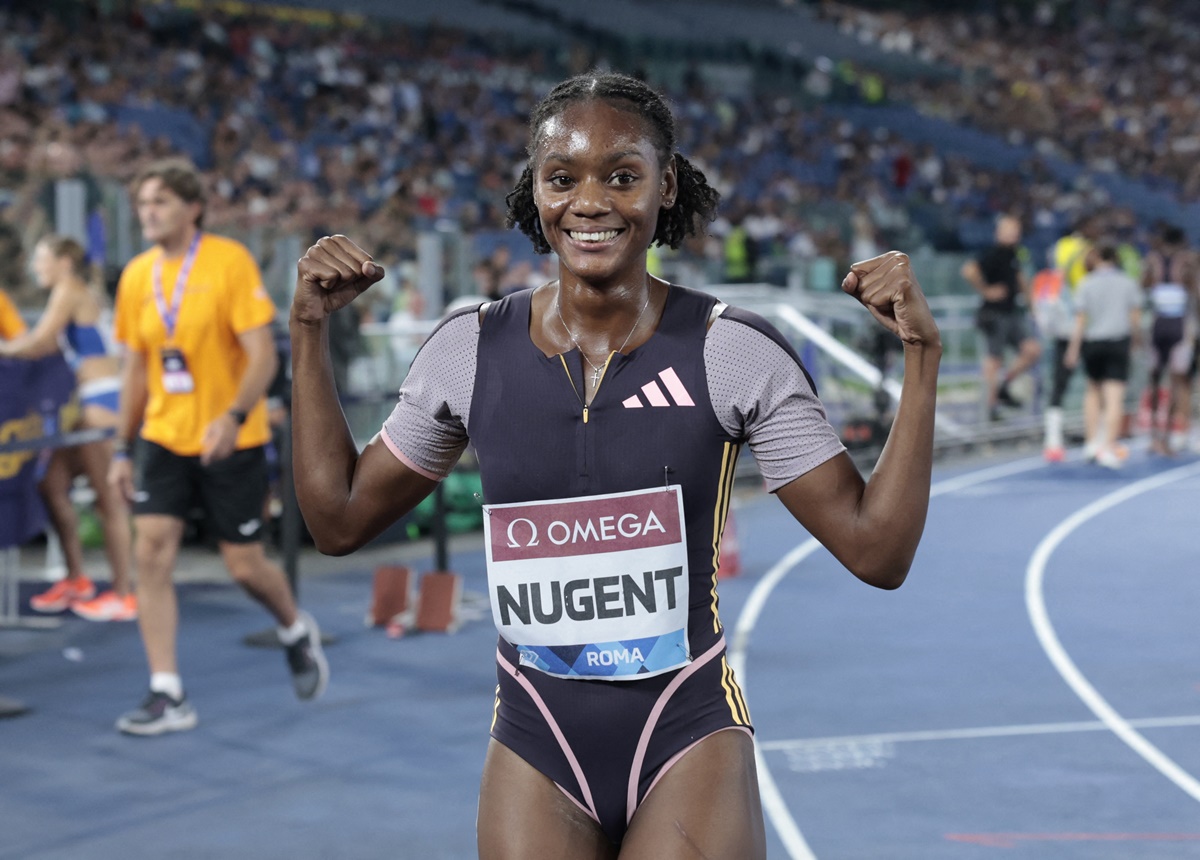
[760,714,1200,750]
[729,454,1050,860]
[1026,460,1200,804]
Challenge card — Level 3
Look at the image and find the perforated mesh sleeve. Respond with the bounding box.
[704,311,845,491]
[380,309,479,479]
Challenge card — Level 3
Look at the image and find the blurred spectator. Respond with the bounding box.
[1140,224,1199,455]
[1063,243,1142,469]
[961,215,1041,421]
[473,244,512,301]
[0,235,135,621]
[1041,214,1102,458]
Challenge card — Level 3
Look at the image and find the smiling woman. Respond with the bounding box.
[290,70,942,860]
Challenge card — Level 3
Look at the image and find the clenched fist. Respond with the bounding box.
[292,234,386,325]
[841,251,940,349]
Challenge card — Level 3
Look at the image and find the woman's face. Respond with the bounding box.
[31,243,64,289]
[532,99,676,288]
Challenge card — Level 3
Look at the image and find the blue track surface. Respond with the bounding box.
[2,451,1199,858]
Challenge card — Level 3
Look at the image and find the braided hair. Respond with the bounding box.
[505,72,720,255]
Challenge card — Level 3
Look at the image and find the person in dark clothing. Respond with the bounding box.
[962,215,1042,421]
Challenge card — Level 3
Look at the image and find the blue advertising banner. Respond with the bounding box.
[0,355,78,549]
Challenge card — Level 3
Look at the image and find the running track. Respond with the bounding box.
[1,449,1199,858]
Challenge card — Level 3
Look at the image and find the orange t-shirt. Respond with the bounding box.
[0,290,27,340]
[114,233,275,456]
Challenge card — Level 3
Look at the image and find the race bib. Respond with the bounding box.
[161,348,194,394]
[483,486,690,680]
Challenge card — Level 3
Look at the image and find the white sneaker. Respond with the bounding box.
[116,690,198,736]
[1095,448,1124,470]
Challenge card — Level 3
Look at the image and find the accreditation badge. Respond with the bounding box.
[160,347,195,394]
[483,486,690,680]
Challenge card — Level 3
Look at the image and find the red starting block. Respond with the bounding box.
[416,571,463,634]
[368,565,416,630]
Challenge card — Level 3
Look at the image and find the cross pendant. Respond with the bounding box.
[591,366,603,388]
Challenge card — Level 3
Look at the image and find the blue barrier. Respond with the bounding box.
[0,354,78,550]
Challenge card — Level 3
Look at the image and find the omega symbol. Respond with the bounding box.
[506,517,540,548]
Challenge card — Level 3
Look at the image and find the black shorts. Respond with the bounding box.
[1081,337,1132,383]
[1151,316,1186,375]
[491,635,751,845]
[976,306,1031,359]
[133,440,268,543]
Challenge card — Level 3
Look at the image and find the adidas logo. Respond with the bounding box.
[622,367,695,409]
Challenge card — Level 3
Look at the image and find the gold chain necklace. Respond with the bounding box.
[555,286,650,389]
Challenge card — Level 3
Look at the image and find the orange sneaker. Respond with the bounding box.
[72,591,138,622]
[30,576,96,613]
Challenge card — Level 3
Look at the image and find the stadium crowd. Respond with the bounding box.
[0,0,1167,301]
[820,0,1200,201]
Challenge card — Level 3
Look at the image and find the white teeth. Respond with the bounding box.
[569,230,619,243]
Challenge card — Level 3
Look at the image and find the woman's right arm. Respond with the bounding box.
[0,285,74,358]
[291,236,439,556]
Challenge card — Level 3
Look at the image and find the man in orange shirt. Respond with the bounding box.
[108,158,328,735]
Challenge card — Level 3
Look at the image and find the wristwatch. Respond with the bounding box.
[228,409,248,426]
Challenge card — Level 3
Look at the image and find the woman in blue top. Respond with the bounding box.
[289,73,941,859]
[0,235,135,621]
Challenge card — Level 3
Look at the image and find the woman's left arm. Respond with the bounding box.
[776,252,940,589]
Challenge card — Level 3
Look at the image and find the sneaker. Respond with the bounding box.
[996,384,1022,409]
[72,591,137,622]
[284,610,328,701]
[1043,446,1066,463]
[30,576,96,613]
[1095,447,1125,470]
[116,690,198,736]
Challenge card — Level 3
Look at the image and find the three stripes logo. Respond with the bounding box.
[622,367,695,409]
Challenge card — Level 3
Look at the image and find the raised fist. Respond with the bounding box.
[292,234,386,324]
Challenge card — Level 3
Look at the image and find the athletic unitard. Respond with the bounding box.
[1146,250,1196,377]
[63,317,120,412]
[381,285,844,843]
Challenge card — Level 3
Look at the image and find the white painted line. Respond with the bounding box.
[729,454,1049,859]
[729,538,821,860]
[1026,460,1200,804]
[761,714,1200,750]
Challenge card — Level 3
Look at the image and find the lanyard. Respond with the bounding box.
[152,232,201,340]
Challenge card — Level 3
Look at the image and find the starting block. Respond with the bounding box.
[368,565,416,629]
[416,571,463,634]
